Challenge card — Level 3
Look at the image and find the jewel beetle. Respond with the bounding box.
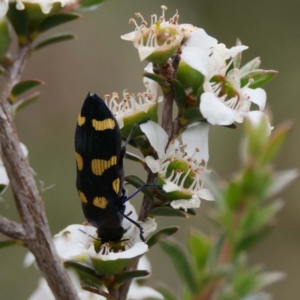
[75,93,153,243]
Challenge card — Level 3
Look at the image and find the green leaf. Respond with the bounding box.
[188,231,211,271]
[81,280,114,299]
[37,13,81,34]
[13,92,40,114]
[160,240,198,294]
[0,19,11,62]
[10,80,44,102]
[180,106,205,126]
[124,152,146,166]
[157,287,179,300]
[77,0,105,13]
[7,4,28,45]
[147,226,179,248]
[151,206,189,218]
[234,226,272,254]
[186,208,197,216]
[64,260,103,279]
[240,69,278,88]
[171,79,187,109]
[0,240,25,249]
[32,32,77,52]
[125,175,154,201]
[115,270,149,285]
[0,183,7,194]
[240,57,261,77]
[177,61,205,97]
[143,72,169,87]
[260,121,294,164]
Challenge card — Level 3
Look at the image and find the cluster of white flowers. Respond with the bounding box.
[122,5,271,132]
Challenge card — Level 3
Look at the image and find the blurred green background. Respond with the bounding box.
[0,0,299,299]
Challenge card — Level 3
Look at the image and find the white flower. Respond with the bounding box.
[121,5,184,64]
[13,0,76,14]
[29,257,163,300]
[24,203,156,268]
[179,24,218,76]
[0,142,28,193]
[200,68,267,126]
[104,69,162,129]
[207,43,248,79]
[140,121,214,210]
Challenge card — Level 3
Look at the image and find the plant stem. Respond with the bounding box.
[0,45,78,300]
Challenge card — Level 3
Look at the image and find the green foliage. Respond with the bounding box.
[0,19,11,62]
[32,32,77,52]
[241,69,278,88]
[160,120,295,299]
[147,226,179,248]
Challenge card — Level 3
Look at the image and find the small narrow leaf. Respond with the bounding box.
[124,151,146,166]
[241,69,278,88]
[180,106,204,126]
[171,79,187,108]
[77,0,105,13]
[0,240,25,249]
[143,72,169,87]
[125,175,154,201]
[261,120,294,164]
[37,13,81,33]
[147,226,179,248]
[10,80,44,101]
[157,287,179,300]
[115,270,149,285]
[13,92,40,114]
[151,207,189,218]
[0,19,11,62]
[64,260,103,281]
[6,4,28,45]
[81,280,114,299]
[32,32,77,52]
[160,240,198,294]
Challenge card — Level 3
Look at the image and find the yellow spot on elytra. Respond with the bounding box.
[92,118,115,131]
[112,178,120,194]
[75,152,83,171]
[78,114,86,126]
[91,156,117,176]
[93,197,108,209]
[78,191,88,203]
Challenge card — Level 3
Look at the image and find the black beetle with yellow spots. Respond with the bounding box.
[75,93,151,243]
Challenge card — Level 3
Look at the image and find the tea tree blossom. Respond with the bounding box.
[200,68,267,126]
[121,5,184,64]
[140,121,214,211]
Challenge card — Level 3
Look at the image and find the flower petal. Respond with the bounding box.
[229,45,248,58]
[182,26,217,49]
[181,47,209,76]
[182,122,210,163]
[241,111,273,136]
[200,92,236,125]
[243,87,267,111]
[196,187,214,201]
[170,196,200,211]
[144,156,160,173]
[140,121,168,159]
